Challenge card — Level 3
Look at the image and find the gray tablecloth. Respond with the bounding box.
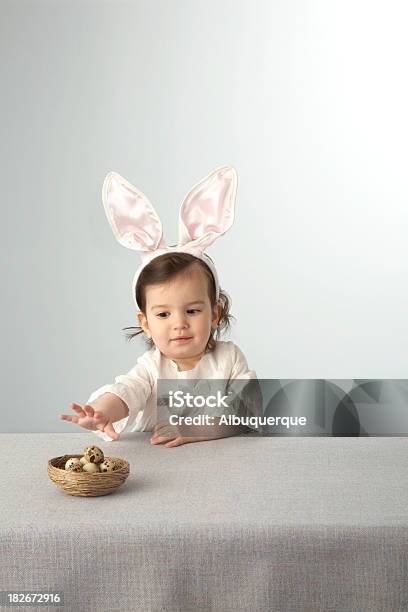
[0,433,407,612]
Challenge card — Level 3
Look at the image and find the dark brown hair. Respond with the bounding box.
[122,252,235,352]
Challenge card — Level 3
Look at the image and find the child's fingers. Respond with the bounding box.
[83,405,94,417]
[165,436,206,447]
[69,402,86,416]
[59,414,79,423]
[165,437,186,447]
[150,434,174,445]
[103,422,120,440]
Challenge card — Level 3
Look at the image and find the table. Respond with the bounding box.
[0,433,407,611]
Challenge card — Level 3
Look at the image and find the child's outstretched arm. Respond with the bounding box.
[58,394,129,440]
[59,352,153,441]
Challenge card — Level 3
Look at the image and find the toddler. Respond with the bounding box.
[59,166,260,447]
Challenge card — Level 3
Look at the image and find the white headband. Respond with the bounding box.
[101,165,238,309]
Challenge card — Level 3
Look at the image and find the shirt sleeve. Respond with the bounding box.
[227,343,263,431]
[86,354,153,442]
[229,343,258,380]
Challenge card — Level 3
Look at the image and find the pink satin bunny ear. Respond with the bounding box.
[102,171,166,257]
[177,165,237,255]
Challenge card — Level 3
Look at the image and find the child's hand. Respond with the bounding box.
[150,421,213,448]
[58,403,120,440]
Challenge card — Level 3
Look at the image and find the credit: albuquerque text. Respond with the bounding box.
[169,414,307,429]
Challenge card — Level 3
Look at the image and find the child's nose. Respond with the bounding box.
[173,313,189,328]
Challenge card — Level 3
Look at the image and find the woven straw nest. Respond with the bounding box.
[48,454,130,497]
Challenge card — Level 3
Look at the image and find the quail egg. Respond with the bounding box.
[65,457,82,471]
[65,461,83,473]
[82,462,100,474]
[99,459,115,472]
[83,445,104,464]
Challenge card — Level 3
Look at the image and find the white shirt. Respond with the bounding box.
[87,340,258,441]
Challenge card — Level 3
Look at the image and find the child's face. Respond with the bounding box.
[137,266,221,361]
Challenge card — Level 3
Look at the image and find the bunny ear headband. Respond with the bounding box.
[101,165,238,310]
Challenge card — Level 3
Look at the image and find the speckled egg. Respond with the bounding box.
[79,456,87,465]
[82,462,100,474]
[65,457,82,471]
[99,459,115,472]
[83,446,104,464]
[65,461,83,472]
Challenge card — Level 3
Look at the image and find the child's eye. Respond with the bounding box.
[156,309,201,318]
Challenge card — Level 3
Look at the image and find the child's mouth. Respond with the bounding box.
[171,337,192,343]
